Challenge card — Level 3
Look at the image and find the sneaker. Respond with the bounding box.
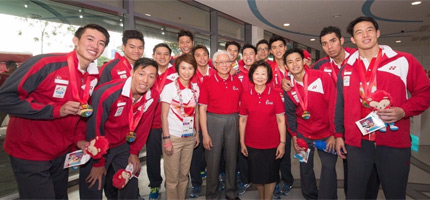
[200,171,207,180]
[149,187,159,200]
[281,184,292,196]
[272,184,282,199]
[238,182,251,195]
[190,186,201,198]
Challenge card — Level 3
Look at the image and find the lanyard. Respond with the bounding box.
[292,70,309,112]
[175,79,197,118]
[128,90,147,133]
[357,49,382,102]
[67,53,91,105]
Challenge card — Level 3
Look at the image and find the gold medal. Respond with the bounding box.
[80,104,93,117]
[126,131,136,142]
[302,111,310,120]
[362,100,369,108]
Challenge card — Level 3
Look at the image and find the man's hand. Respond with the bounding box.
[203,135,213,150]
[60,101,81,117]
[128,154,141,175]
[292,136,304,152]
[77,140,89,152]
[325,136,336,153]
[86,166,106,190]
[282,78,292,92]
[240,143,248,157]
[335,137,347,159]
[377,107,405,124]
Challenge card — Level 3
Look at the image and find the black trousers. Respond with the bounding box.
[146,128,163,188]
[10,154,69,199]
[346,140,410,199]
[79,143,138,199]
[279,131,294,185]
[190,131,206,187]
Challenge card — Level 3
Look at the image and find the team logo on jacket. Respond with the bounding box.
[307,78,323,94]
[115,102,126,116]
[167,73,179,81]
[53,85,67,98]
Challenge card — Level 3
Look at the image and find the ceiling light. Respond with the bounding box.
[333,14,341,18]
[145,13,151,17]
[283,23,290,27]
[396,40,402,43]
[79,15,83,19]
[310,38,316,41]
[120,23,123,27]
[411,1,421,5]
[79,9,82,12]
[24,4,28,8]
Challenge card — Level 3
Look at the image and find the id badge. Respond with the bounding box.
[182,116,194,137]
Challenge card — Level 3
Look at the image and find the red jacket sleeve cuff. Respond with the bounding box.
[92,157,106,167]
[53,105,62,118]
[334,133,343,138]
[289,131,297,137]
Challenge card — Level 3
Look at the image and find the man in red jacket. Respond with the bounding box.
[0,24,109,199]
[335,16,430,199]
[78,58,158,199]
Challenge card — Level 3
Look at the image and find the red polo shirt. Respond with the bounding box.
[199,73,242,114]
[191,66,216,88]
[236,65,254,93]
[240,86,284,149]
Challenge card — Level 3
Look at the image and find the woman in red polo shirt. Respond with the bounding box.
[160,54,199,200]
[239,60,286,200]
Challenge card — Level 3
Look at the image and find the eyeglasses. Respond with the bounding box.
[257,48,269,52]
[215,61,232,66]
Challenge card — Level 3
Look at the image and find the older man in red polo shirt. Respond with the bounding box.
[199,50,243,199]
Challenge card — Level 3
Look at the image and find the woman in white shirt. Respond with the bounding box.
[160,54,199,199]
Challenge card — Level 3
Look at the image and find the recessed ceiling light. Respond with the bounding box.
[411,1,421,5]
[24,4,28,8]
[120,23,123,27]
[79,15,83,19]
[145,13,151,17]
[310,38,316,41]
[396,40,402,43]
[333,14,341,18]
[283,23,290,27]
[79,9,82,12]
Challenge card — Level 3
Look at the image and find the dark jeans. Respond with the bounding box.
[10,154,69,199]
[146,128,163,188]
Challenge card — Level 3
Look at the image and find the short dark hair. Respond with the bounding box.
[152,43,172,55]
[133,57,158,73]
[225,41,241,51]
[269,35,286,48]
[241,44,257,54]
[175,54,197,76]
[75,24,110,46]
[122,30,144,46]
[192,45,209,56]
[256,39,269,48]
[5,60,17,70]
[347,16,379,36]
[248,60,273,84]
[178,29,194,42]
[319,26,342,44]
[283,48,304,64]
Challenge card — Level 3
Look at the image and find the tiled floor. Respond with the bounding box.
[65,146,430,200]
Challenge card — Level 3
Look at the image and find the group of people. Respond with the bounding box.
[0,15,429,200]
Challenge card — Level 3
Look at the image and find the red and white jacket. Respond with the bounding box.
[0,50,99,161]
[285,68,336,139]
[335,45,430,148]
[312,47,356,83]
[99,52,132,85]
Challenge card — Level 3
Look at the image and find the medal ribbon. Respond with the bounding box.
[156,69,170,94]
[292,69,309,113]
[67,53,92,105]
[329,62,338,83]
[175,79,197,118]
[128,89,148,133]
[121,56,132,72]
[357,49,382,101]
